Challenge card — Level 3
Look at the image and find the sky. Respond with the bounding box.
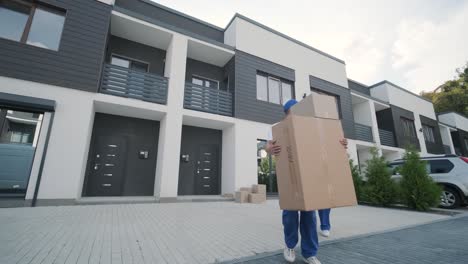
[153,0,468,94]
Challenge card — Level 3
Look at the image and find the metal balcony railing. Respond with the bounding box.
[100,64,168,104]
[184,82,233,116]
[379,129,396,147]
[354,123,373,142]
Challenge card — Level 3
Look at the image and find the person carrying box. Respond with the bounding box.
[265,99,347,264]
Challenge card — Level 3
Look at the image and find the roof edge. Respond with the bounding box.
[438,111,468,120]
[226,13,346,65]
[369,80,433,104]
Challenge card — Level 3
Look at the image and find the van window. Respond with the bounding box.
[429,160,454,174]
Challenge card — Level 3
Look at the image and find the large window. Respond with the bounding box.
[192,75,219,89]
[0,0,65,51]
[400,117,417,138]
[256,73,293,105]
[111,55,149,72]
[0,108,43,197]
[422,124,435,143]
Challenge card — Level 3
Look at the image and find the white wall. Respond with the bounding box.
[439,125,456,154]
[439,113,468,131]
[225,17,349,100]
[369,83,390,102]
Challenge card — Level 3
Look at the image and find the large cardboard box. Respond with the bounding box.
[290,91,340,119]
[272,93,357,211]
[252,184,266,194]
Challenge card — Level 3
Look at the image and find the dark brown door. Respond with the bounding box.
[86,135,128,196]
[195,144,219,195]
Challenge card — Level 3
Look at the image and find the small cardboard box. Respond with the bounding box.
[272,93,357,211]
[252,184,266,194]
[235,191,249,203]
[240,187,252,193]
[249,193,266,204]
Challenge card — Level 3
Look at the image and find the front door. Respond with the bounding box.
[178,126,221,195]
[86,135,127,196]
[195,144,219,195]
[83,113,159,197]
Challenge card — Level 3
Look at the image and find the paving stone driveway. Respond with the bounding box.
[0,201,450,264]
[228,216,468,264]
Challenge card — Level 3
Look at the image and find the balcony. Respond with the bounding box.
[100,64,168,104]
[379,129,396,147]
[184,82,233,116]
[354,123,373,142]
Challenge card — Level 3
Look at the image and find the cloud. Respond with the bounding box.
[392,2,468,93]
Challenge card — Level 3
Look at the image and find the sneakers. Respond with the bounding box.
[319,229,330,238]
[303,256,322,264]
[283,248,296,263]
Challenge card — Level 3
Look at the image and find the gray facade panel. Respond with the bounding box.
[309,76,355,139]
[420,115,444,154]
[348,80,370,95]
[234,51,295,125]
[0,0,111,93]
[106,36,166,76]
[389,105,420,150]
[115,0,224,43]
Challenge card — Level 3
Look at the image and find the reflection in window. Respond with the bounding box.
[257,139,278,193]
[26,7,65,51]
[0,109,43,197]
[256,73,294,105]
[422,125,435,143]
[268,78,281,104]
[256,75,268,101]
[0,1,65,51]
[401,118,417,138]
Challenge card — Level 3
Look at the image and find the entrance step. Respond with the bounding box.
[76,196,159,205]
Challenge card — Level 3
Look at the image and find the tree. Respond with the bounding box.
[361,148,398,206]
[421,62,468,116]
[349,160,363,201]
[399,148,442,211]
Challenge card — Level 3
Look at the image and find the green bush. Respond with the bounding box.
[399,148,442,211]
[349,160,363,201]
[361,148,398,206]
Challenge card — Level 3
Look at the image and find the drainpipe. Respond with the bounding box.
[32,112,55,207]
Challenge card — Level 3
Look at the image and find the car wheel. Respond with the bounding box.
[439,187,461,209]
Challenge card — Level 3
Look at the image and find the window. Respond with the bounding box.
[111,55,149,72]
[429,160,454,174]
[311,88,342,118]
[464,138,468,151]
[400,118,416,138]
[0,1,65,51]
[192,76,219,89]
[256,73,294,105]
[422,125,435,143]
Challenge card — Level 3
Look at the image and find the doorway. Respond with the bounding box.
[178,125,222,195]
[83,113,159,196]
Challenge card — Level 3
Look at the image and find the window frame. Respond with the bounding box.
[422,124,435,143]
[191,74,220,89]
[1,0,66,50]
[400,117,417,138]
[110,54,150,73]
[255,72,294,105]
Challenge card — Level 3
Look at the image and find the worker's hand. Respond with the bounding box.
[339,138,348,149]
[266,140,281,156]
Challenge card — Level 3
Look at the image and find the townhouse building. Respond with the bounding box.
[0,0,466,206]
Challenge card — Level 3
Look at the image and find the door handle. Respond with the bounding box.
[181,154,190,162]
[94,163,100,170]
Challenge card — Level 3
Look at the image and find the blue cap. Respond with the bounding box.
[283,99,298,113]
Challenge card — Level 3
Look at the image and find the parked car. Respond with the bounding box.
[388,155,468,209]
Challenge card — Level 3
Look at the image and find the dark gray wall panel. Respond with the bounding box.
[106,36,166,76]
[309,76,355,139]
[115,0,224,42]
[234,51,295,124]
[420,115,444,154]
[185,59,226,90]
[348,80,370,95]
[451,130,468,156]
[224,57,235,93]
[389,105,420,150]
[0,92,55,112]
[0,0,111,93]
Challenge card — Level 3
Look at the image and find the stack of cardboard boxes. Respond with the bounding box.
[235,184,267,204]
[272,92,357,211]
